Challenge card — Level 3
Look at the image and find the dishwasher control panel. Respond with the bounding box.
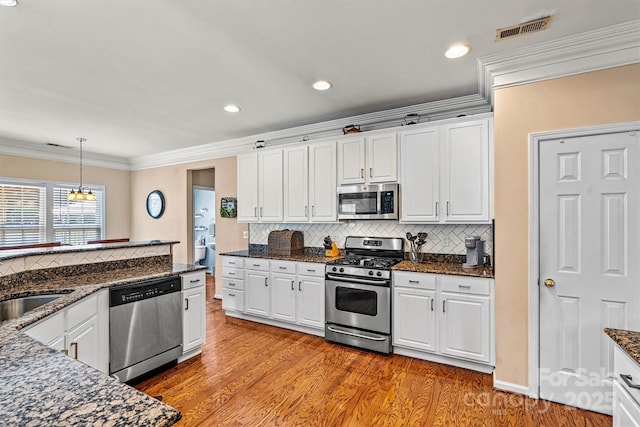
[109,276,181,307]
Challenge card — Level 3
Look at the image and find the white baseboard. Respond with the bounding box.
[213,294,222,300]
[493,378,535,398]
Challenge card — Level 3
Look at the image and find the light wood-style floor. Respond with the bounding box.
[135,275,611,426]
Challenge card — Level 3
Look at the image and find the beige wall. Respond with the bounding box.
[130,156,248,296]
[493,64,640,386]
[0,153,131,239]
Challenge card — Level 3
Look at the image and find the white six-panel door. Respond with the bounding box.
[539,131,639,414]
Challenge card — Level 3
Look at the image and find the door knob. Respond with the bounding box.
[544,278,555,288]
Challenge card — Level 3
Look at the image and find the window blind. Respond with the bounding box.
[0,184,47,246]
[53,187,104,245]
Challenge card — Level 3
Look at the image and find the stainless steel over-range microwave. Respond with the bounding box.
[337,183,398,220]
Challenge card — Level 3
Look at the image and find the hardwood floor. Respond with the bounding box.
[135,275,611,426]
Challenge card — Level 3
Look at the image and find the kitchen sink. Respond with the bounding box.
[0,294,68,322]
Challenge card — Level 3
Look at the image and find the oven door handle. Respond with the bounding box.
[327,325,386,341]
[326,274,389,286]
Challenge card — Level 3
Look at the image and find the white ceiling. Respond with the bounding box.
[0,0,638,159]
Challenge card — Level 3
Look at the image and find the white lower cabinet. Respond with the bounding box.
[613,345,640,426]
[392,271,494,372]
[24,290,109,374]
[222,256,324,335]
[181,270,206,359]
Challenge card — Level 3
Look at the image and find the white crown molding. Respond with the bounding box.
[129,94,491,170]
[478,19,640,105]
[0,137,131,170]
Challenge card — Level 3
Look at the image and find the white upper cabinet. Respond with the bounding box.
[237,153,259,222]
[283,146,309,222]
[338,134,398,185]
[366,133,398,183]
[237,149,284,223]
[399,116,492,223]
[308,141,337,222]
[441,119,490,222]
[337,136,366,185]
[399,127,440,222]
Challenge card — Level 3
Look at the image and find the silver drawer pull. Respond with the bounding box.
[228,293,236,297]
[228,272,235,276]
[228,282,236,286]
[253,264,261,267]
[307,269,316,272]
[621,374,640,390]
[459,285,471,289]
[190,279,201,283]
[229,261,236,265]
[409,280,420,284]
[279,266,287,270]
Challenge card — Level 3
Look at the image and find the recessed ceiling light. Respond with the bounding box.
[445,44,471,59]
[312,80,332,91]
[0,0,18,6]
[223,104,241,113]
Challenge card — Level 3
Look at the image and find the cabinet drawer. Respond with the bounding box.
[222,289,244,312]
[222,257,244,269]
[271,260,297,274]
[222,277,244,291]
[297,262,324,277]
[393,271,436,290]
[223,267,243,279]
[439,275,491,296]
[615,346,640,406]
[67,294,97,329]
[245,258,270,271]
[182,271,206,289]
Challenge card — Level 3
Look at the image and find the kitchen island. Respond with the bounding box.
[0,241,203,426]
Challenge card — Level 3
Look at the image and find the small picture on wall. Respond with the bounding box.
[220,197,237,218]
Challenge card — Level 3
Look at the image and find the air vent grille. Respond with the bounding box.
[496,16,551,41]
[46,142,73,149]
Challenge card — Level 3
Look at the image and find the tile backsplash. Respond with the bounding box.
[249,222,492,256]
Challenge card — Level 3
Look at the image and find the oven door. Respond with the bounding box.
[325,278,390,334]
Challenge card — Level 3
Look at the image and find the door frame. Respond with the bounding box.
[527,120,640,399]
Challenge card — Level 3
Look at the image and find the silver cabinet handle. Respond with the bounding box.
[409,280,419,284]
[306,269,316,273]
[190,279,201,284]
[228,282,236,287]
[291,280,294,291]
[253,264,261,267]
[369,168,373,178]
[446,201,450,216]
[443,300,446,313]
[228,292,236,297]
[312,206,315,216]
[298,281,302,291]
[228,261,236,265]
[260,207,263,217]
[431,299,434,311]
[70,342,78,360]
[360,168,364,178]
[305,205,308,217]
[435,201,439,216]
[185,298,189,310]
[228,272,235,276]
[621,374,640,390]
[264,277,268,286]
[459,284,471,289]
[279,266,287,270]
[254,207,257,217]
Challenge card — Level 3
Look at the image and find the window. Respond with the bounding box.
[0,179,105,247]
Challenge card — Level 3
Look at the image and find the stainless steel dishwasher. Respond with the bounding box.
[109,276,182,382]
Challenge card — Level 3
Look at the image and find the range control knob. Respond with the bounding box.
[368,271,374,276]
[339,268,344,273]
[376,271,382,277]
[332,267,337,272]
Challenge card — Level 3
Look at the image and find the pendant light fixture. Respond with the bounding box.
[67,137,96,202]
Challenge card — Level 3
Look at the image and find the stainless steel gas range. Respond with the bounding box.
[324,236,404,354]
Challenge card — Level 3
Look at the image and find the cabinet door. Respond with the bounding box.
[399,127,440,222]
[66,315,99,370]
[337,137,365,185]
[439,292,491,363]
[393,287,437,352]
[441,119,490,222]
[24,311,65,348]
[270,273,296,323]
[283,146,309,222]
[244,270,270,317]
[258,149,284,222]
[296,275,324,329]
[613,381,640,426]
[366,133,397,183]
[309,141,337,222]
[237,153,259,222]
[182,286,206,353]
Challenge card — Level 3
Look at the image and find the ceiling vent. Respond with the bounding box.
[496,16,552,41]
[46,142,73,149]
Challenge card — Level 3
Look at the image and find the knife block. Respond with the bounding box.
[325,242,339,257]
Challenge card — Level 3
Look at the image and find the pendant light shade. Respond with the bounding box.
[67,137,95,202]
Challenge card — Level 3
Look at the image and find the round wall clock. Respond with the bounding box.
[146,190,165,219]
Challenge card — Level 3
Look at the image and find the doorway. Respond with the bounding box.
[190,168,216,274]
[529,122,640,414]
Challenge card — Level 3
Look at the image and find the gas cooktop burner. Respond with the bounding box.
[329,256,401,269]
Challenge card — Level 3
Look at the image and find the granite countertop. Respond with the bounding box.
[604,328,640,365]
[393,260,494,278]
[0,263,205,426]
[0,240,179,261]
[222,249,342,264]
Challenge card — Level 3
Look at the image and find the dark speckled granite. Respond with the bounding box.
[393,260,493,278]
[0,240,179,261]
[224,245,343,263]
[605,328,640,366]
[0,258,205,426]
